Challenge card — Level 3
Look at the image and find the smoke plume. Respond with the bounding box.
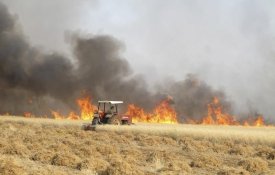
[0,2,156,115]
[163,74,232,122]
[0,2,239,122]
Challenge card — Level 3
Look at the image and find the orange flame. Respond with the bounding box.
[51,96,95,120]
[51,111,64,120]
[126,104,148,123]
[243,121,250,126]
[77,97,96,120]
[24,112,32,118]
[254,116,264,126]
[193,97,268,126]
[202,97,238,125]
[21,94,271,127]
[126,98,178,124]
[242,115,265,126]
[67,112,80,120]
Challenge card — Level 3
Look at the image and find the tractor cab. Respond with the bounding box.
[97,101,123,118]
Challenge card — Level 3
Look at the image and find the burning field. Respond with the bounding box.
[2,90,274,175]
[0,116,275,175]
[21,94,271,127]
[0,1,274,127]
[1,1,275,174]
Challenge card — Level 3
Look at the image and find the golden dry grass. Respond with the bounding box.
[0,116,275,175]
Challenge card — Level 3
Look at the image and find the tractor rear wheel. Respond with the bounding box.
[107,115,121,125]
[121,120,128,125]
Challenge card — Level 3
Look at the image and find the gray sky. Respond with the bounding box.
[1,0,275,119]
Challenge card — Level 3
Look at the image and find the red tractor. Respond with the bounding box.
[83,101,132,130]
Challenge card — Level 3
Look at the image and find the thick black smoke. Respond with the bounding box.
[73,36,155,110]
[0,2,155,115]
[0,2,233,121]
[163,74,232,122]
[0,2,79,115]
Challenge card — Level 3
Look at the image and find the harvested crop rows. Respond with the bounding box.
[0,116,275,175]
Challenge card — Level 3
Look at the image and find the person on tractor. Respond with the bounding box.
[107,105,115,115]
[82,101,132,130]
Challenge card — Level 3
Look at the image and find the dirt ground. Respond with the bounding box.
[0,116,274,175]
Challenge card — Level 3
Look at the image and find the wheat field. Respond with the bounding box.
[0,116,274,175]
